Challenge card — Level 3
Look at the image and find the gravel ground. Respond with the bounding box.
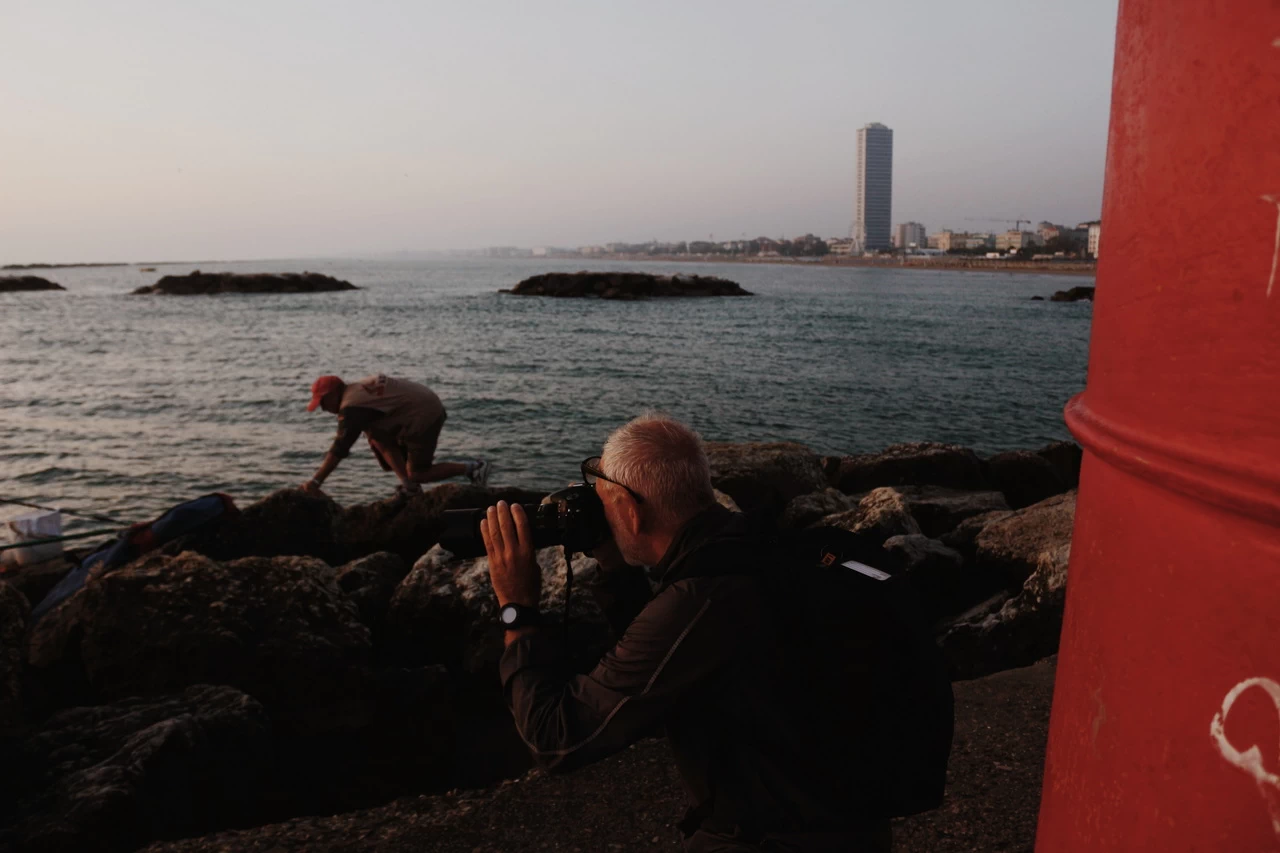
[143,658,1056,853]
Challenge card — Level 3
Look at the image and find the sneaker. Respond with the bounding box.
[468,459,490,487]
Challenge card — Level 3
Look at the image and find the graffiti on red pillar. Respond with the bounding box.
[1210,677,1280,839]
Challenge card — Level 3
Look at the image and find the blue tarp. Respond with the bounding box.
[31,493,236,624]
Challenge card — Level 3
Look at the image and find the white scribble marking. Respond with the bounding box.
[1264,196,1280,298]
[1211,677,1280,838]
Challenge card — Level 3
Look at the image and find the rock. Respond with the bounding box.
[26,552,373,736]
[778,488,860,530]
[823,487,923,548]
[505,271,751,299]
[983,450,1069,510]
[1049,285,1095,302]
[939,509,1016,563]
[2,555,75,612]
[712,489,741,513]
[0,685,271,853]
[974,491,1076,587]
[834,442,987,494]
[165,484,547,568]
[162,489,346,564]
[941,545,1071,679]
[1030,296,1045,301]
[385,545,610,675]
[0,275,64,292]
[133,271,358,295]
[338,484,546,565]
[880,534,967,622]
[334,552,409,630]
[0,581,29,729]
[1037,441,1083,490]
[705,442,827,520]
[895,486,1011,538]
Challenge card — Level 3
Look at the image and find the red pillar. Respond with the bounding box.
[1037,1,1280,849]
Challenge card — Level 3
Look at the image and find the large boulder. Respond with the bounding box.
[822,487,923,548]
[939,509,1016,563]
[334,552,409,631]
[0,275,64,292]
[834,442,987,494]
[2,555,74,613]
[26,552,373,735]
[1,581,28,729]
[0,685,271,853]
[880,534,969,622]
[164,485,547,567]
[132,270,358,295]
[777,488,860,530]
[705,442,827,520]
[973,491,1076,587]
[1037,441,1083,490]
[505,271,751,299]
[941,544,1071,679]
[161,489,346,564]
[338,484,546,565]
[385,545,611,676]
[983,450,1070,510]
[895,486,1011,538]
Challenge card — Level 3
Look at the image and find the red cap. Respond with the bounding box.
[307,375,344,411]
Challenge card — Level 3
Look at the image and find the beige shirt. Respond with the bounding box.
[340,374,445,445]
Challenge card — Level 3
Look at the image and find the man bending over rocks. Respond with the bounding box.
[302,373,488,499]
[481,413,892,852]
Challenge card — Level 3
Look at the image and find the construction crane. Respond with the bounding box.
[965,217,1032,231]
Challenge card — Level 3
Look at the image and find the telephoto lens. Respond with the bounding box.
[437,483,609,559]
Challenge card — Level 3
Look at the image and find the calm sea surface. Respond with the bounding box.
[0,258,1092,530]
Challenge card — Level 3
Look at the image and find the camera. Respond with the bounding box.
[438,483,610,559]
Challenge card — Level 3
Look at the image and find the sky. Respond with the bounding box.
[1,0,1120,264]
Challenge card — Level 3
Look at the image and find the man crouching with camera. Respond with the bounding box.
[480,413,892,852]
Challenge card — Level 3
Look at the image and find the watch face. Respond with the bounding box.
[501,606,518,625]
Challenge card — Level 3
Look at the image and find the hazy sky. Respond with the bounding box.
[1,0,1119,263]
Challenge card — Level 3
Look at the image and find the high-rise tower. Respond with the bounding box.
[854,123,893,252]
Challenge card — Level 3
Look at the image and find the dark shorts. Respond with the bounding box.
[370,414,446,472]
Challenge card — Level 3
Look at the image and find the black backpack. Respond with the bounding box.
[764,525,955,819]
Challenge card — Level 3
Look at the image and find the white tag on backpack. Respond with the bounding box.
[841,560,890,581]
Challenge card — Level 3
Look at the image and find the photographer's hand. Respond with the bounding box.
[481,501,541,610]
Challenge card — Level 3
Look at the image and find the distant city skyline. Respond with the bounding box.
[0,0,1119,265]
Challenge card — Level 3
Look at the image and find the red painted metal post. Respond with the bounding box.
[1037,1,1280,849]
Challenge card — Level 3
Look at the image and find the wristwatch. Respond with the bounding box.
[499,603,540,630]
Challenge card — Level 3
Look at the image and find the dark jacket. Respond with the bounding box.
[499,505,891,850]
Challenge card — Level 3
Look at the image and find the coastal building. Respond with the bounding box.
[853,123,894,252]
[995,230,1044,251]
[965,233,995,249]
[893,221,927,249]
[928,229,971,252]
[827,238,854,255]
[1087,222,1102,258]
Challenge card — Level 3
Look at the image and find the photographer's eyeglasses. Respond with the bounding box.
[581,456,646,504]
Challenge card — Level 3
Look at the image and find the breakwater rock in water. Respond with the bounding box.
[133,271,358,295]
[0,275,64,292]
[504,271,751,299]
[1049,285,1095,302]
[1,438,1081,852]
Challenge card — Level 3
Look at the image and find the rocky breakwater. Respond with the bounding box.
[1030,284,1095,302]
[1,439,1082,852]
[503,271,751,300]
[133,271,358,295]
[0,275,64,292]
